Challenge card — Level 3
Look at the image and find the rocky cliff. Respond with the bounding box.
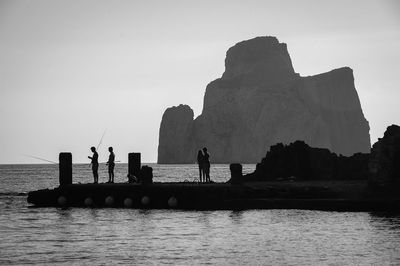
[158,36,371,163]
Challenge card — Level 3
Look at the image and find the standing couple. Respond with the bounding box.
[197,147,211,183]
[88,146,115,184]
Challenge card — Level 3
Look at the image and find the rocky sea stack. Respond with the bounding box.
[158,36,371,163]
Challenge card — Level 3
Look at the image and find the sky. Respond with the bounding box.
[0,0,399,164]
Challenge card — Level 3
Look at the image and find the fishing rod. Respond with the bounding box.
[23,154,58,164]
[101,160,121,164]
[89,129,107,167]
[96,129,107,150]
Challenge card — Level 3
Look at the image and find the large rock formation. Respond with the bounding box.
[158,36,370,163]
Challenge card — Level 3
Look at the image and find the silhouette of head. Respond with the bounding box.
[91,146,96,152]
[203,147,207,153]
[109,147,113,152]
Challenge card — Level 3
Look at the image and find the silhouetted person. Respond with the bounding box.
[107,146,115,183]
[203,147,211,182]
[197,150,205,182]
[88,146,99,183]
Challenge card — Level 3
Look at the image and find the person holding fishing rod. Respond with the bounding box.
[88,147,99,183]
[106,147,115,183]
[87,129,106,183]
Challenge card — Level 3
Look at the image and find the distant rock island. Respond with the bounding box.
[158,36,371,163]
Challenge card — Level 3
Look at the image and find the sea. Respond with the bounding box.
[1,163,400,265]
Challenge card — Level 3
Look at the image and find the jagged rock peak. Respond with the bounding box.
[222,36,298,82]
[162,104,194,121]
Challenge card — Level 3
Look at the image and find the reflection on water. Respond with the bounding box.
[1,196,400,265]
[1,164,400,264]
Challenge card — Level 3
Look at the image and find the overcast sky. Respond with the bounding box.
[0,0,399,164]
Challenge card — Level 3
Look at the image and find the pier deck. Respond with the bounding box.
[27,181,400,211]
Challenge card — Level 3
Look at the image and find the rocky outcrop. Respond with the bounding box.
[158,36,370,163]
[369,124,400,184]
[158,105,195,163]
[243,141,369,181]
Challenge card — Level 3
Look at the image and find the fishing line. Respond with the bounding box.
[22,154,58,164]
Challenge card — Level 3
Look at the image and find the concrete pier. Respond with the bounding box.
[26,152,400,212]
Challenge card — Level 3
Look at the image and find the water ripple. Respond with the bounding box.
[1,165,400,264]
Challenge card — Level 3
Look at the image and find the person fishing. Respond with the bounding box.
[197,150,205,183]
[203,147,211,182]
[106,147,115,183]
[88,146,99,183]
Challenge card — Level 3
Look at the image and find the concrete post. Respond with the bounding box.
[59,152,72,186]
[229,163,243,184]
[128,153,141,178]
[141,165,153,184]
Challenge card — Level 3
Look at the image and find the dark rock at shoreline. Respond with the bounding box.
[158,36,371,163]
[244,141,369,181]
[369,124,400,186]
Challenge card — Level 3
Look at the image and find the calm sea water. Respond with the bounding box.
[1,164,400,265]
